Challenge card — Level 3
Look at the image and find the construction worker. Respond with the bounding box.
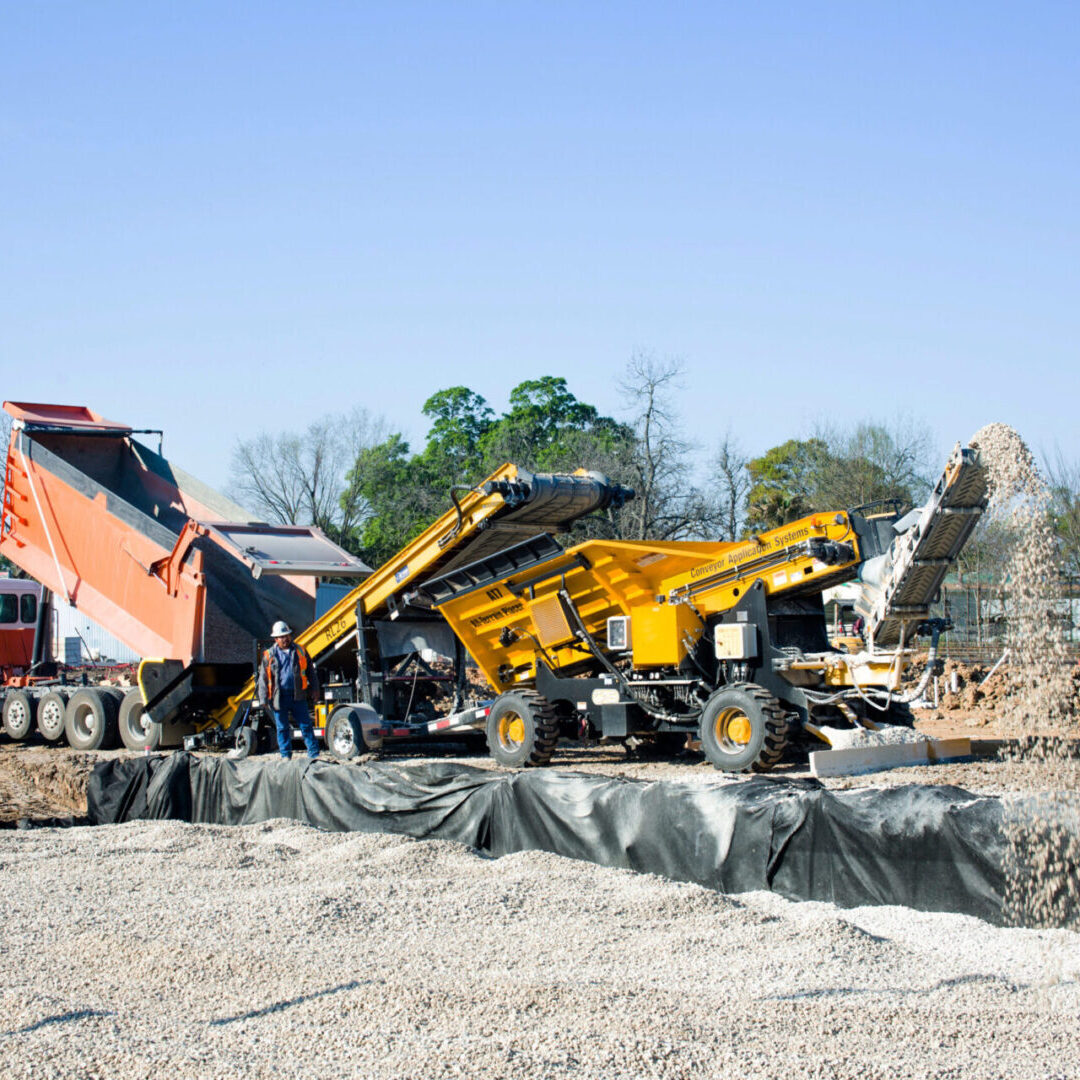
[257,620,321,760]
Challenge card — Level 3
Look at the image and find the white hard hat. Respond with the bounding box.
[271,620,292,637]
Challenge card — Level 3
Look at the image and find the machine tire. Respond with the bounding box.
[2,690,36,741]
[699,683,790,773]
[485,690,559,768]
[36,691,68,742]
[118,687,162,751]
[325,705,379,761]
[64,689,120,751]
[231,727,257,760]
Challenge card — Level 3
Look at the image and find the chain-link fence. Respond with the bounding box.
[936,577,1080,663]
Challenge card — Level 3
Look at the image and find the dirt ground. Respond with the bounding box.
[4,651,1073,824]
[1,705,1072,825]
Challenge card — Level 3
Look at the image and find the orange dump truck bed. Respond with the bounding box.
[0,402,370,665]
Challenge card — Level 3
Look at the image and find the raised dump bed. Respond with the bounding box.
[1,402,370,665]
[0,402,372,751]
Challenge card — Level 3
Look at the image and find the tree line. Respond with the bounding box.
[227,356,954,569]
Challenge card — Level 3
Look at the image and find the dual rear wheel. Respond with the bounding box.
[36,691,67,742]
[117,687,162,751]
[63,689,121,751]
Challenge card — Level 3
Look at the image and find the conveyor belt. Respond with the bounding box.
[855,445,988,647]
[434,470,631,575]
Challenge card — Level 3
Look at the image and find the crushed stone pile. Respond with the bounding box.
[816,723,927,749]
[907,656,1080,723]
[1,819,1078,1080]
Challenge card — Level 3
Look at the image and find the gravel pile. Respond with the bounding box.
[1,819,1078,1080]
[814,723,927,749]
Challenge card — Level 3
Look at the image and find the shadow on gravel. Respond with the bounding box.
[4,1008,116,1035]
[765,973,1025,1001]
[209,979,371,1026]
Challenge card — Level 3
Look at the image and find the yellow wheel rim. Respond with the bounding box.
[498,712,526,749]
[715,707,753,749]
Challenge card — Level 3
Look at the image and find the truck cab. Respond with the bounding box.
[0,575,41,678]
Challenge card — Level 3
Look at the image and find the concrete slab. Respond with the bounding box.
[809,737,973,778]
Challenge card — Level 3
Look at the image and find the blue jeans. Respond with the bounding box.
[274,694,319,759]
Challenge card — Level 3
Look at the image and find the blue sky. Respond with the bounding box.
[2,2,1077,492]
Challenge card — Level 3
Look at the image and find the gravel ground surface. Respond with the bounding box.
[1,819,1078,1080]
[378,740,1075,797]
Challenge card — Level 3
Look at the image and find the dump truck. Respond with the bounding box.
[0,401,371,749]
[0,400,632,756]
[406,442,988,770]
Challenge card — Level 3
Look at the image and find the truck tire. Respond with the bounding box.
[325,705,380,761]
[229,727,257,760]
[485,690,559,768]
[118,687,162,751]
[2,690,36,741]
[699,683,790,773]
[36,691,68,742]
[64,689,120,751]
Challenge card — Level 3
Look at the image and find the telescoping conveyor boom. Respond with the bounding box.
[853,443,988,648]
[141,465,633,739]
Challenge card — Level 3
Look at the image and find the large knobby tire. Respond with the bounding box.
[2,690,36,741]
[118,687,162,751]
[699,683,790,773]
[36,691,68,742]
[485,691,559,768]
[64,689,120,751]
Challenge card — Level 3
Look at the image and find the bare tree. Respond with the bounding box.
[615,353,718,540]
[811,415,937,512]
[228,407,389,548]
[712,431,750,541]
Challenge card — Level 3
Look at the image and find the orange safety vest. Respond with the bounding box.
[263,644,311,699]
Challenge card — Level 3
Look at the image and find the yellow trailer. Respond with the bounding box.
[138,465,633,756]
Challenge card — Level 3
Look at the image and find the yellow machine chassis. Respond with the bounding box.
[434,512,882,693]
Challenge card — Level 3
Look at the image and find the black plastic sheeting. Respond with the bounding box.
[87,753,1010,923]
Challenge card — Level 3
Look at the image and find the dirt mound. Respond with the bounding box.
[0,746,99,822]
[904,646,1079,733]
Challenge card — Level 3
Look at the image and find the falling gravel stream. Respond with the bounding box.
[970,424,1080,930]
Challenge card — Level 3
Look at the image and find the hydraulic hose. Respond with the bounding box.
[897,622,943,705]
